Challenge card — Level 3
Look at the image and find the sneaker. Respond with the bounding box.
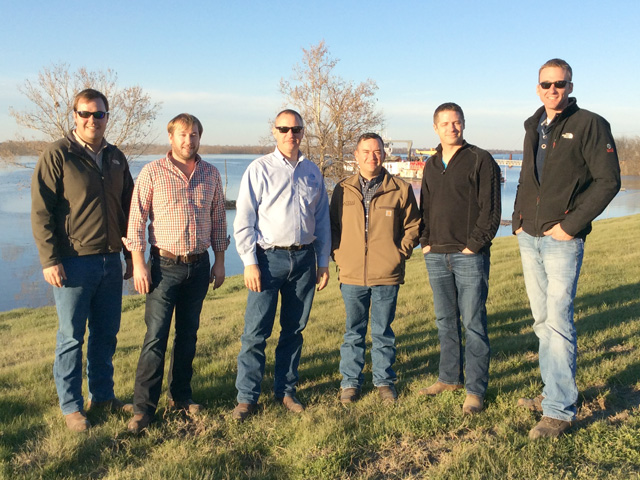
[86,397,133,413]
[168,398,203,414]
[418,381,463,396]
[127,413,153,434]
[378,385,398,404]
[339,387,360,405]
[528,416,572,440]
[232,403,258,422]
[462,394,484,415]
[517,394,544,413]
[64,411,90,432]
[276,395,305,413]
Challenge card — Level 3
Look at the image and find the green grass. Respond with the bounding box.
[1,214,639,479]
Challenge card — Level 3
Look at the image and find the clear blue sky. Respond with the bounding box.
[1,0,639,150]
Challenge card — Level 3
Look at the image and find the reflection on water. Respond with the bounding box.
[1,155,639,312]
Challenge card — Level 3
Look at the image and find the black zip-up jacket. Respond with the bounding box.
[512,98,620,239]
[31,133,134,268]
[419,142,501,254]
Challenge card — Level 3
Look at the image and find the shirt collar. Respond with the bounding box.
[72,130,107,154]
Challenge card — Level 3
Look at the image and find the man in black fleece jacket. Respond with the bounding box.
[513,59,620,440]
[418,103,501,415]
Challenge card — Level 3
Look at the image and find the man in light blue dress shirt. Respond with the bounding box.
[232,109,331,421]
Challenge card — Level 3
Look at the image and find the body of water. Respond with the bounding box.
[1,153,638,312]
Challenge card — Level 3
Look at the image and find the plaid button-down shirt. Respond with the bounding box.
[358,173,383,240]
[123,152,229,255]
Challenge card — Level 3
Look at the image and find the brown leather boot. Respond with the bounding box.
[64,411,90,432]
[127,413,153,434]
[418,381,463,396]
[462,394,484,415]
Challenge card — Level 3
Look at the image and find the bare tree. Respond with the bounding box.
[280,41,383,183]
[9,63,161,159]
[615,135,640,176]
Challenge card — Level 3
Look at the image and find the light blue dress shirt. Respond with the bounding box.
[234,148,331,267]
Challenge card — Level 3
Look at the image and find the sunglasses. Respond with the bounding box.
[275,126,304,134]
[75,111,108,119]
[539,81,570,89]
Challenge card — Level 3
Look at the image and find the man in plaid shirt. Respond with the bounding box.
[123,113,229,433]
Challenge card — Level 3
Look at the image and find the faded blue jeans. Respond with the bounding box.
[425,252,491,398]
[339,284,400,389]
[517,232,584,421]
[52,253,123,415]
[235,246,316,404]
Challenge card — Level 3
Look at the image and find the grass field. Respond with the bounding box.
[1,214,639,479]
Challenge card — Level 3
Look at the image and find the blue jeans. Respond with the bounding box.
[52,253,123,415]
[132,253,210,415]
[424,252,491,398]
[517,232,584,421]
[236,246,316,404]
[339,284,400,389]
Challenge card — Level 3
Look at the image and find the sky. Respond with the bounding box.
[1,0,639,151]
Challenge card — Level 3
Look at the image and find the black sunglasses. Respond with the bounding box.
[539,81,570,90]
[275,126,304,134]
[75,111,108,119]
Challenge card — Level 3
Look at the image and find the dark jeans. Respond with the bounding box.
[235,246,316,404]
[132,253,210,415]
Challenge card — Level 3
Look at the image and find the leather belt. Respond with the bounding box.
[271,244,310,251]
[151,246,208,264]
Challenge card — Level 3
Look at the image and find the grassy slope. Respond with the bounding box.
[1,215,639,480]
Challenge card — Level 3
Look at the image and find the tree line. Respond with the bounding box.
[4,47,640,178]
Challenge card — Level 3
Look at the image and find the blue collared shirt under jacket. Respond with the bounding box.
[233,147,331,268]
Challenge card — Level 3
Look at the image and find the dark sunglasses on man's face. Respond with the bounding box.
[275,126,304,134]
[539,81,570,90]
[75,111,108,119]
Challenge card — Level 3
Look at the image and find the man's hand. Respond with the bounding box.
[515,227,523,235]
[131,251,151,294]
[43,264,66,288]
[422,245,431,254]
[543,223,574,241]
[316,266,329,291]
[123,258,133,280]
[210,261,225,289]
[244,264,261,292]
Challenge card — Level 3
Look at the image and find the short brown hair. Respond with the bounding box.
[167,113,203,137]
[73,88,109,112]
[539,58,573,81]
[433,102,465,125]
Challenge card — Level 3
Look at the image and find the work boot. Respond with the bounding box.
[277,396,305,413]
[517,394,544,413]
[378,385,398,404]
[232,403,258,422]
[64,411,90,432]
[418,381,463,396]
[168,398,203,414]
[127,413,153,434]
[462,394,484,415]
[339,387,360,405]
[529,416,572,439]
[86,397,133,413]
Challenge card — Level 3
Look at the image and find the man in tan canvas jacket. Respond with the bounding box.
[330,132,420,405]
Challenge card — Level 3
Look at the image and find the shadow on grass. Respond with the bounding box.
[0,398,48,457]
